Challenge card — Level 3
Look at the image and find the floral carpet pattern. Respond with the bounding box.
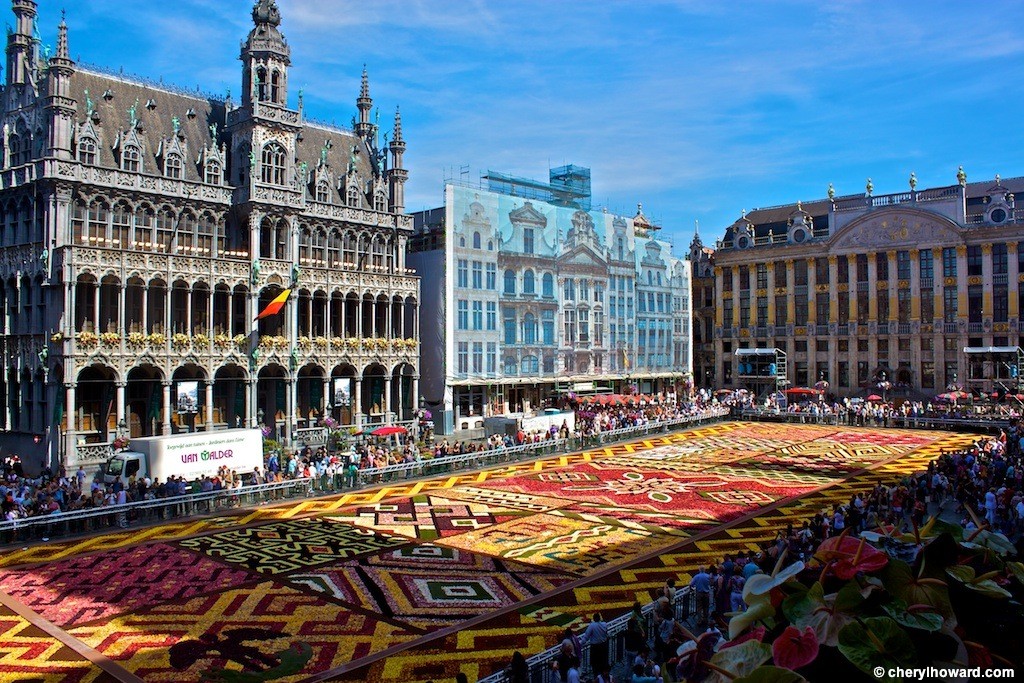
[0,423,977,682]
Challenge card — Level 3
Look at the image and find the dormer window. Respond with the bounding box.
[316,181,330,203]
[374,192,386,212]
[346,185,360,207]
[77,136,97,165]
[165,152,183,179]
[260,142,286,185]
[122,144,141,172]
[205,160,222,186]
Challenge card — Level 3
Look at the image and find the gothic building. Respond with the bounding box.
[0,0,419,472]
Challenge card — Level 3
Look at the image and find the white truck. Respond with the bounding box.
[103,429,264,484]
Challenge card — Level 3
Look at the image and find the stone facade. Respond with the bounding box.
[0,0,418,471]
[712,173,1024,399]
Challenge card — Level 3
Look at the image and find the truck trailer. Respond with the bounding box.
[103,429,264,484]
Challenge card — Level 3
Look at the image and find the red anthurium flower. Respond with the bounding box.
[719,625,766,651]
[817,536,888,580]
[772,625,819,670]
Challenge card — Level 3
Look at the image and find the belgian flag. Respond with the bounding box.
[255,289,291,320]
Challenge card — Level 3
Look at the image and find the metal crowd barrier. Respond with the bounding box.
[0,409,729,547]
[477,587,698,682]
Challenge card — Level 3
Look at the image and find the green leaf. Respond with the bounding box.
[734,665,809,683]
[1007,561,1024,586]
[707,640,772,683]
[729,596,776,640]
[881,559,954,620]
[881,598,943,632]
[945,565,1012,599]
[960,529,1016,556]
[780,581,852,647]
[837,617,916,681]
[834,580,866,612]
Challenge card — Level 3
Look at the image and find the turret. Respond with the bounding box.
[240,0,291,107]
[5,0,37,86]
[387,106,407,213]
[43,14,76,159]
[355,66,373,139]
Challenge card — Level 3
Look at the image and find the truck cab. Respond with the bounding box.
[104,451,146,484]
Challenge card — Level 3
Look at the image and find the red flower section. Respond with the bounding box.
[815,535,888,579]
[772,625,819,669]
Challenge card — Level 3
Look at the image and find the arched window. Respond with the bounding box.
[328,230,342,268]
[521,355,539,374]
[155,208,175,252]
[299,228,312,265]
[177,212,196,254]
[122,144,141,172]
[472,232,481,249]
[342,231,356,267]
[270,70,281,103]
[134,205,155,249]
[346,185,360,207]
[260,143,286,185]
[87,201,108,246]
[371,237,385,268]
[487,241,493,251]
[71,199,87,245]
[542,272,554,298]
[523,269,535,294]
[165,152,183,179]
[311,229,326,267]
[374,192,386,212]
[503,269,516,295]
[504,356,518,376]
[112,203,131,249]
[523,314,537,345]
[255,67,268,101]
[197,213,216,255]
[78,136,97,165]
[316,181,330,203]
[205,160,222,185]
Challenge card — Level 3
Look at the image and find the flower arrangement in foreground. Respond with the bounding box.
[111,436,130,451]
[688,510,1021,682]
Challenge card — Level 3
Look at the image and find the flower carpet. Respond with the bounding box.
[0,422,979,682]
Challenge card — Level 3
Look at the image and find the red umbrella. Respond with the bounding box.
[866,394,882,401]
[370,426,407,437]
[785,387,819,396]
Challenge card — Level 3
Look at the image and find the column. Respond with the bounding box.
[981,243,993,321]
[713,267,724,328]
[867,254,878,322]
[887,252,898,324]
[65,383,76,434]
[411,375,419,416]
[115,381,126,432]
[161,381,172,435]
[806,258,817,325]
[205,381,214,431]
[731,266,740,328]
[1008,243,1019,324]
[956,245,968,322]
[847,255,857,324]
[828,255,839,324]
[384,375,393,423]
[245,379,255,428]
[766,262,776,327]
[909,249,921,321]
[142,283,149,332]
[185,285,193,334]
[92,280,99,331]
[785,260,795,325]
[118,283,126,334]
[747,267,757,329]
[284,378,294,445]
[353,378,363,428]
[322,377,331,416]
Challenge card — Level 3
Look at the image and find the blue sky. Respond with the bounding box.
[30,0,1024,248]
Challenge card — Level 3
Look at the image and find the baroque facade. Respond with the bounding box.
[409,168,691,434]
[0,0,418,471]
[712,172,1024,399]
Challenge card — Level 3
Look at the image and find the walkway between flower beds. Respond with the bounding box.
[0,423,977,683]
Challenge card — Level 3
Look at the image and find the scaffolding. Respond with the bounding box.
[483,165,592,210]
[735,348,788,396]
[963,346,1023,394]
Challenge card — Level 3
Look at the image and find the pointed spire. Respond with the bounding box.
[393,106,403,142]
[55,9,68,60]
[360,64,370,100]
[694,218,700,238]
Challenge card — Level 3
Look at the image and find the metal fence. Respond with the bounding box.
[0,409,729,546]
[477,588,698,683]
